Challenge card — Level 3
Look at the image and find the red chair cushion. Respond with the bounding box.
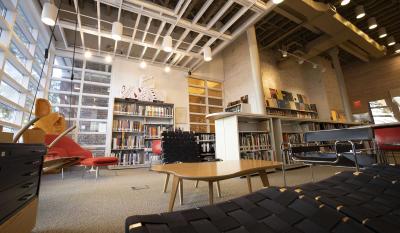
[80,157,118,166]
[374,126,400,151]
[45,134,93,160]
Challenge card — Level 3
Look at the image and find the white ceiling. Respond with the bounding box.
[50,0,275,70]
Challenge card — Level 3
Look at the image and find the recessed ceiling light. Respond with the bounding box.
[41,2,57,26]
[388,36,396,46]
[378,27,387,38]
[84,51,92,58]
[162,36,173,52]
[164,66,171,73]
[368,17,378,30]
[140,61,147,69]
[112,21,123,41]
[341,0,350,6]
[105,55,112,63]
[355,5,365,19]
[272,0,284,4]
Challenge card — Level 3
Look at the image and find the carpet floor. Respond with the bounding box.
[33,166,351,233]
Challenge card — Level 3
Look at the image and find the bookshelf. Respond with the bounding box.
[188,77,223,133]
[207,112,275,161]
[110,98,174,169]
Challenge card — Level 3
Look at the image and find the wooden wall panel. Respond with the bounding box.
[343,55,400,115]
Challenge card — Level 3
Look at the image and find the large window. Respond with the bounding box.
[48,55,112,155]
[0,1,51,132]
[369,99,397,124]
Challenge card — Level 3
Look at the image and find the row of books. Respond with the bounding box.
[110,151,157,166]
[112,119,143,132]
[282,133,303,144]
[266,98,318,113]
[266,108,318,119]
[112,135,144,149]
[196,133,215,141]
[114,103,173,117]
[145,125,169,138]
[239,133,271,152]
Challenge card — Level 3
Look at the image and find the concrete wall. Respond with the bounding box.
[258,49,343,121]
[343,55,400,116]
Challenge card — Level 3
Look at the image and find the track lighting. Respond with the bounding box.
[164,66,171,73]
[387,36,396,46]
[378,27,387,38]
[355,5,365,19]
[41,2,57,26]
[313,64,318,69]
[341,0,350,6]
[368,17,377,30]
[282,50,288,58]
[203,46,212,62]
[140,61,147,69]
[394,44,400,54]
[112,22,123,41]
[162,36,173,52]
[272,0,284,4]
[298,59,304,65]
[105,55,112,63]
[84,51,92,58]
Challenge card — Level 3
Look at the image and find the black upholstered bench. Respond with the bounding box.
[125,165,400,233]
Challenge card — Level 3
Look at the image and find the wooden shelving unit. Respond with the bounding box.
[110,98,174,169]
[188,77,223,133]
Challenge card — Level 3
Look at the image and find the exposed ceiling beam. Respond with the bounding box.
[193,0,213,24]
[206,0,234,29]
[273,6,320,34]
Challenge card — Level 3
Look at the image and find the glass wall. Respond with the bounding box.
[0,0,49,131]
[48,55,112,156]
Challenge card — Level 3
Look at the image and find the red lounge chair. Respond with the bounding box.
[45,134,118,179]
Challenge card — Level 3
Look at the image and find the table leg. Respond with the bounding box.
[179,179,183,205]
[208,181,214,205]
[259,170,270,187]
[216,181,221,197]
[195,180,199,188]
[168,176,180,212]
[246,175,252,193]
[163,174,170,193]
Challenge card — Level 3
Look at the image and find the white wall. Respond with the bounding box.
[105,58,189,154]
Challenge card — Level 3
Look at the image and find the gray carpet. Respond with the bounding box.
[33,166,351,233]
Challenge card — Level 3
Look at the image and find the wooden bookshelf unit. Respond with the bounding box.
[110,98,174,169]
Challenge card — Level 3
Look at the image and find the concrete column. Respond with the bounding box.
[246,26,266,114]
[329,48,352,121]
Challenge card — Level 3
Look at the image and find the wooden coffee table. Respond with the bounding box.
[151,159,282,211]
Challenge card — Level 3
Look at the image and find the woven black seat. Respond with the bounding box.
[126,165,400,233]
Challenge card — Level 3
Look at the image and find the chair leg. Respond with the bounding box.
[178,180,183,205]
[246,175,252,193]
[163,174,170,193]
[82,166,86,178]
[61,167,64,180]
[195,180,199,188]
[95,166,99,179]
[310,164,315,182]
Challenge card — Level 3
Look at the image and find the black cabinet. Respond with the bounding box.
[0,143,46,224]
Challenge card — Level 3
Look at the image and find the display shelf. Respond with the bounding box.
[110,98,174,168]
[195,132,216,160]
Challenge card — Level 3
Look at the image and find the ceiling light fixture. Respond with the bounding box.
[368,17,378,30]
[321,67,327,73]
[387,36,396,46]
[341,0,350,6]
[140,61,147,69]
[41,2,57,26]
[162,36,173,52]
[111,21,123,41]
[313,64,318,69]
[298,59,304,65]
[84,51,92,58]
[378,27,387,38]
[164,66,171,73]
[355,5,365,19]
[272,0,284,4]
[282,50,288,57]
[105,55,112,63]
[203,46,212,62]
[394,44,400,54]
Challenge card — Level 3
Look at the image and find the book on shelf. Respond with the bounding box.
[282,133,303,144]
[145,125,170,138]
[112,135,144,149]
[239,133,270,152]
[113,119,143,132]
[111,151,148,166]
